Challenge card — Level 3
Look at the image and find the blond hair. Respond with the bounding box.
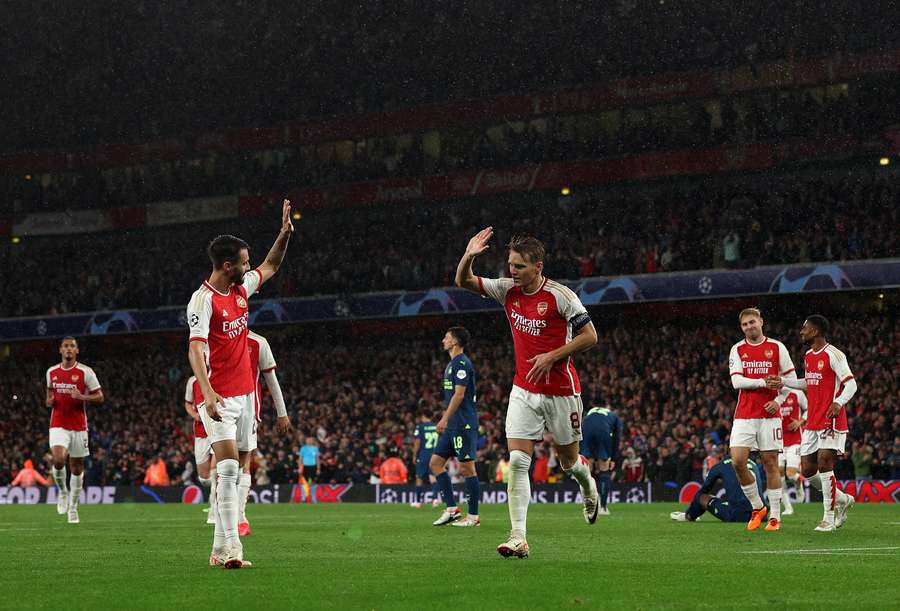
[739,307,762,322]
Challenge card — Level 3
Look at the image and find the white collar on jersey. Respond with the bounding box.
[203,280,232,296]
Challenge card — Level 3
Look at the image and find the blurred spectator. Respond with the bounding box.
[621,448,644,483]
[378,453,408,484]
[495,455,510,483]
[143,455,171,487]
[10,459,48,487]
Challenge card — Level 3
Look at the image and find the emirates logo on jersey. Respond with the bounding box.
[236,295,247,309]
[764,349,774,359]
[537,302,548,316]
[818,360,825,370]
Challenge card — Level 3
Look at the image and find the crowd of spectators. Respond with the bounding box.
[4,1,894,154]
[2,313,897,488]
[4,73,897,216]
[1,170,897,319]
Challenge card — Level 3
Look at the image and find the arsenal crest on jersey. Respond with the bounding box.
[71,374,79,382]
[236,295,247,309]
[537,302,548,316]
[764,349,774,359]
[818,360,825,370]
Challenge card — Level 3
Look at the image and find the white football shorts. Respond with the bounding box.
[506,385,583,447]
[800,429,847,456]
[730,418,783,452]
[49,427,89,458]
[779,444,801,469]
[197,392,258,452]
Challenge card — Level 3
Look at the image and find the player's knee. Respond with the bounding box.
[429,455,445,475]
[509,450,531,473]
[558,451,581,471]
[218,458,239,480]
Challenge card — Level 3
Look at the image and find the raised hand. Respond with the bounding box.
[465,227,494,258]
[281,199,295,235]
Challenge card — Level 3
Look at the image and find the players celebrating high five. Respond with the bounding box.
[186,199,293,568]
[727,308,796,531]
[771,315,857,532]
[456,229,598,559]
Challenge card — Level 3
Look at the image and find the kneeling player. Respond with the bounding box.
[671,455,766,523]
[431,327,481,527]
[581,405,621,515]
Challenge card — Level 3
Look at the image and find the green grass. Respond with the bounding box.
[2,503,898,610]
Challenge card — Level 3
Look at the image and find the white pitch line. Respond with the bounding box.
[742,546,899,555]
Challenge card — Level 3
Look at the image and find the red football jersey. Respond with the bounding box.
[729,337,795,419]
[779,391,807,446]
[248,330,277,422]
[184,376,207,439]
[479,276,588,396]
[46,362,101,431]
[803,344,854,432]
[186,270,261,398]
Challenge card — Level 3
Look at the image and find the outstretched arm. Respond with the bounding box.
[257,199,295,285]
[455,227,493,293]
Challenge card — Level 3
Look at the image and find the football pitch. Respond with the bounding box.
[3,503,898,610]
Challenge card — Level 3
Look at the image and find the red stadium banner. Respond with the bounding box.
[251,143,779,211]
[1,49,898,172]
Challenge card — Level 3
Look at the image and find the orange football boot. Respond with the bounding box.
[746,506,768,531]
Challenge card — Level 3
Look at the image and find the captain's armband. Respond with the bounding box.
[570,312,592,332]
